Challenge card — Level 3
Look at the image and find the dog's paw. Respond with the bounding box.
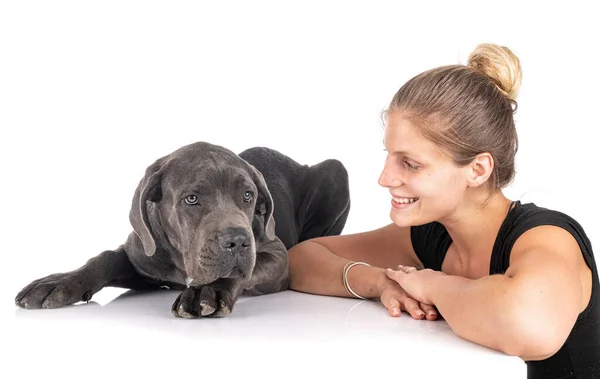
[15,273,93,309]
[171,286,235,319]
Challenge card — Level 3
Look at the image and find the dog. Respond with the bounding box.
[15,142,350,318]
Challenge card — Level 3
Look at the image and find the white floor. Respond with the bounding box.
[5,287,525,379]
[3,2,597,378]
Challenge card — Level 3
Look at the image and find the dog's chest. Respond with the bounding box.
[130,250,187,288]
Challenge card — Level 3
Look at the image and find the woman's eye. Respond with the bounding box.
[184,195,200,205]
[403,160,419,171]
[243,191,253,203]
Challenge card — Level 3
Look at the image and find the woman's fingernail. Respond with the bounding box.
[392,308,400,316]
[416,310,425,317]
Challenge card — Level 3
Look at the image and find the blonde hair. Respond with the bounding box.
[467,43,522,101]
[388,43,523,189]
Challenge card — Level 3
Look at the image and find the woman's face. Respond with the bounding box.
[378,112,470,227]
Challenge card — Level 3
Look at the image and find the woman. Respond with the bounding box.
[288,43,599,379]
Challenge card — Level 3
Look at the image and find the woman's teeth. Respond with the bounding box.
[393,197,419,204]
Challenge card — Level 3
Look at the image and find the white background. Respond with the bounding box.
[1,1,598,378]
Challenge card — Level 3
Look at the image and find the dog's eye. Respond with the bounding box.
[184,195,200,205]
[243,191,253,203]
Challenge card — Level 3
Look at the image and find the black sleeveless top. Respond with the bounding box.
[410,201,599,379]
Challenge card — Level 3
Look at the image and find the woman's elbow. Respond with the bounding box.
[499,307,574,360]
[288,240,311,268]
[287,240,316,290]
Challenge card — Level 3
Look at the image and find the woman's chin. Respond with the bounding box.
[389,210,415,228]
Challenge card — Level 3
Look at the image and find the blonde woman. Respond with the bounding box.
[288,44,599,379]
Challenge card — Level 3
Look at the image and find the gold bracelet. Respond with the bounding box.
[342,261,371,300]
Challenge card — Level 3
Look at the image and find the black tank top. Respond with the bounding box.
[410,201,599,379]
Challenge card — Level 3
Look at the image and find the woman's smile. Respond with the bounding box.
[391,196,420,209]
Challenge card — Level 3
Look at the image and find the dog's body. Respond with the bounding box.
[15,142,350,318]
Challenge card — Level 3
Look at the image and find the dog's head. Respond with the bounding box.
[129,142,276,286]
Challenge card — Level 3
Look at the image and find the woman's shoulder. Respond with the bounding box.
[507,202,591,244]
[510,201,577,222]
[492,201,595,273]
[492,201,594,273]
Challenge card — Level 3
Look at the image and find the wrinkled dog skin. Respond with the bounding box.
[15,142,350,318]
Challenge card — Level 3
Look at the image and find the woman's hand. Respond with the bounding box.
[377,271,438,320]
[386,265,446,305]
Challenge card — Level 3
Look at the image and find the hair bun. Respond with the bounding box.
[467,43,522,101]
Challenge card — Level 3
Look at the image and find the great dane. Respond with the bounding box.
[15,142,350,318]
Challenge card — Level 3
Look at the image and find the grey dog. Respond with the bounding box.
[15,142,350,318]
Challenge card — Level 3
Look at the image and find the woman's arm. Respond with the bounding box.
[388,226,591,360]
[289,223,420,296]
[288,223,438,319]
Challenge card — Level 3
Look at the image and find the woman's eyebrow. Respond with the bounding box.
[385,148,425,163]
[395,151,422,161]
[384,145,418,158]
[382,139,425,160]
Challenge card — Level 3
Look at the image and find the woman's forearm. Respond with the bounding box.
[288,240,387,299]
[428,275,512,351]
[428,274,560,360]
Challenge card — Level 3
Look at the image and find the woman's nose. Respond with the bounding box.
[378,157,402,188]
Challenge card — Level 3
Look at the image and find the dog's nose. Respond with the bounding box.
[219,228,250,255]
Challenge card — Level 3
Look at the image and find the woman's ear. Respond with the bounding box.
[467,152,494,187]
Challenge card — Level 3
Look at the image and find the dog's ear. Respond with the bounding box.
[129,158,166,256]
[247,164,276,241]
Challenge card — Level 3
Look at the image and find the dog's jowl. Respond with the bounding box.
[15,142,350,318]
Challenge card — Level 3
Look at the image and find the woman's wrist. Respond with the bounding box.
[374,270,397,298]
[345,264,389,299]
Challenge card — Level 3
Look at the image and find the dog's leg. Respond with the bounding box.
[171,237,288,318]
[15,247,156,309]
[297,158,351,242]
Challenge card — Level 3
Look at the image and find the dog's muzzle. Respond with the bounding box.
[218,227,251,256]
[217,227,253,278]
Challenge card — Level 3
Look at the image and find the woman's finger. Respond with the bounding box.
[397,265,418,274]
[386,268,404,283]
[386,297,402,317]
[420,302,438,320]
[402,297,425,320]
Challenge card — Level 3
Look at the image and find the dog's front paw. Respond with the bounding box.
[15,273,94,309]
[171,286,235,318]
